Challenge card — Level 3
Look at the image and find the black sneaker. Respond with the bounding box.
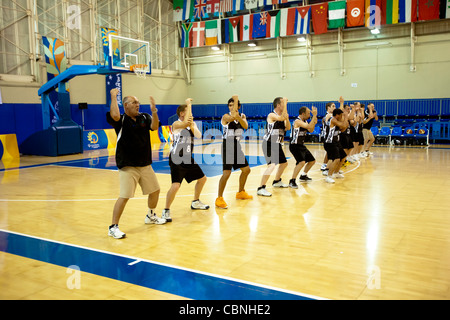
[289,179,298,189]
[299,175,312,183]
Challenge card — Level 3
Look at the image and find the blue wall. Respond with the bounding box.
[1,98,449,151]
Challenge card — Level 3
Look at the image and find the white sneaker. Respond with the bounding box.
[334,173,344,179]
[322,169,329,176]
[145,213,167,225]
[325,176,335,184]
[257,187,272,197]
[320,164,327,171]
[162,209,172,222]
[191,200,210,210]
[108,225,126,239]
[272,179,288,188]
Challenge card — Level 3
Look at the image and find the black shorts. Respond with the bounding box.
[262,140,287,165]
[357,130,364,145]
[350,126,358,142]
[221,139,249,171]
[340,134,354,150]
[324,142,347,161]
[289,143,315,164]
[169,155,205,184]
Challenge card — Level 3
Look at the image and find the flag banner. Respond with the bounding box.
[183,0,195,20]
[234,0,245,11]
[381,0,400,24]
[365,0,382,27]
[181,23,193,47]
[347,0,365,26]
[266,10,281,38]
[398,0,418,22]
[220,0,233,12]
[205,20,221,45]
[194,0,207,19]
[173,0,184,21]
[224,17,241,43]
[418,0,440,20]
[245,0,258,9]
[241,14,253,41]
[191,21,205,47]
[328,1,346,28]
[206,0,220,14]
[252,12,268,38]
[311,3,328,34]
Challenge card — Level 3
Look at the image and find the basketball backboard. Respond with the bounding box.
[108,35,151,74]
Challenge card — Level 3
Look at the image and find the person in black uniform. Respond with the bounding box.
[257,97,291,197]
[288,106,318,188]
[323,108,348,183]
[362,103,378,156]
[106,88,166,239]
[215,95,252,209]
[162,100,209,222]
[340,104,355,165]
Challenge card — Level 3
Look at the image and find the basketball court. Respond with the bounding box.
[1,0,450,302]
[1,140,450,300]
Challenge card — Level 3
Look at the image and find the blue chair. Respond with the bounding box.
[376,126,391,144]
[371,126,379,136]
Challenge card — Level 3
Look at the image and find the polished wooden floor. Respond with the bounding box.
[1,141,449,300]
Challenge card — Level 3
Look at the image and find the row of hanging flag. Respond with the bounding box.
[178,0,450,48]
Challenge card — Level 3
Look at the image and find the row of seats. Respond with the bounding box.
[198,120,450,144]
[192,98,450,120]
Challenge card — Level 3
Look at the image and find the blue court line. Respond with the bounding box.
[0,229,319,300]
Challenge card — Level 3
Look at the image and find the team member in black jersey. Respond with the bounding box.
[215,95,253,209]
[340,104,355,165]
[288,106,318,188]
[162,100,209,222]
[257,97,291,197]
[323,108,348,183]
[362,103,378,156]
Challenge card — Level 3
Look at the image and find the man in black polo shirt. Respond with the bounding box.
[106,88,166,239]
[362,103,378,156]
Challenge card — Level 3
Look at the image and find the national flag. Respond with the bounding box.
[224,17,241,43]
[244,0,258,9]
[252,12,268,38]
[446,0,450,18]
[183,0,195,20]
[180,23,193,48]
[280,8,296,36]
[191,21,205,47]
[234,0,245,11]
[266,10,281,38]
[205,20,220,45]
[365,0,382,27]
[398,0,418,22]
[347,0,365,27]
[220,0,233,12]
[194,0,207,19]
[328,1,346,28]
[295,6,311,34]
[241,14,253,41]
[206,0,220,14]
[418,0,440,20]
[381,0,400,24]
[311,3,328,35]
[173,0,184,21]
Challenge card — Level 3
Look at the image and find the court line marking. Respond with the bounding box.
[0,228,327,300]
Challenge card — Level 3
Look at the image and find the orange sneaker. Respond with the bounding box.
[215,197,228,209]
[236,190,253,200]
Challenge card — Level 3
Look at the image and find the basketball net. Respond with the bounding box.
[130,64,148,80]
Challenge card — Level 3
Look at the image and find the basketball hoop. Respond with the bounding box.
[130,64,148,79]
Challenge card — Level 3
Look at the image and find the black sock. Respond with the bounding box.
[109,224,117,229]
[258,185,266,190]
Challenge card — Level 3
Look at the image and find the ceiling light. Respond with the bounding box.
[365,41,391,47]
[370,28,380,35]
[247,42,256,47]
[211,45,220,51]
[297,36,306,42]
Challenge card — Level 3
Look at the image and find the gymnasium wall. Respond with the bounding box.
[186,25,450,104]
